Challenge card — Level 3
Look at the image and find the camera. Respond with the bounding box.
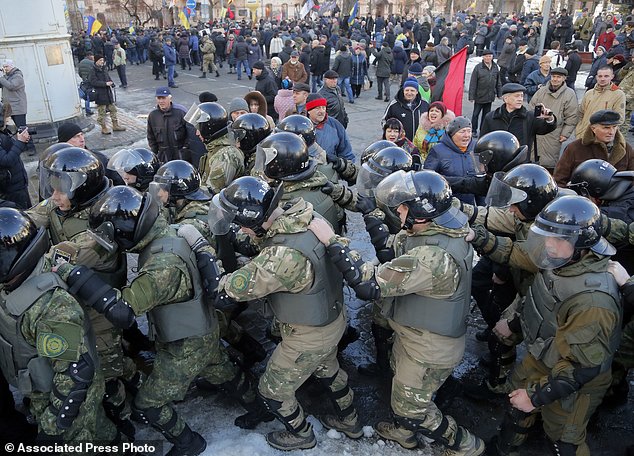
[533,105,543,118]
[17,126,37,135]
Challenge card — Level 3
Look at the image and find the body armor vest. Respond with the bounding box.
[0,273,70,394]
[510,220,535,296]
[281,186,340,234]
[522,268,622,371]
[262,229,343,326]
[392,233,474,337]
[49,208,127,288]
[138,236,215,343]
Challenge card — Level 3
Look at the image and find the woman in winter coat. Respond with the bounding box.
[382,118,420,159]
[497,37,516,84]
[274,79,295,121]
[244,90,276,129]
[585,46,608,89]
[413,101,455,161]
[350,46,368,98]
[269,33,283,58]
[177,33,191,70]
[391,40,408,77]
[269,57,283,88]
[423,116,479,205]
[247,38,262,70]
[226,34,237,73]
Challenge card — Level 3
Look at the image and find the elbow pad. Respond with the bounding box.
[66,266,135,329]
[364,215,395,263]
[195,250,223,298]
[326,242,381,301]
[530,374,580,408]
[51,353,96,430]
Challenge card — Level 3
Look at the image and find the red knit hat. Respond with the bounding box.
[306,96,327,111]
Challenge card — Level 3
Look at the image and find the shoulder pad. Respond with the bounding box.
[386,255,417,272]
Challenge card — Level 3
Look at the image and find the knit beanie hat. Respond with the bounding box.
[429,101,447,117]
[57,122,83,142]
[403,77,419,91]
[446,116,472,137]
[229,97,249,115]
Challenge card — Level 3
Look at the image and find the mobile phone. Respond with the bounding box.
[534,105,543,117]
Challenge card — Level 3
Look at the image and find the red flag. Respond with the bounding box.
[431,47,468,116]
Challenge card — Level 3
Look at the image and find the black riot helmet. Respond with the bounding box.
[474,131,528,174]
[209,176,284,238]
[192,102,229,142]
[360,140,398,164]
[569,159,634,201]
[41,142,73,162]
[525,195,615,269]
[0,208,50,285]
[485,164,558,220]
[41,147,109,212]
[231,113,271,154]
[89,186,160,250]
[108,147,161,191]
[275,115,316,147]
[357,146,413,197]
[151,160,211,203]
[375,170,467,230]
[257,132,317,182]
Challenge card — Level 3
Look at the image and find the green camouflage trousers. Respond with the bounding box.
[389,320,465,446]
[506,353,611,455]
[614,318,634,369]
[203,54,216,72]
[259,311,350,429]
[134,321,238,437]
[31,371,117,444]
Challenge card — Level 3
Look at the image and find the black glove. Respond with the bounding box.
[327,155,345,171]
[321,181,335,195]
[356,194,377,215]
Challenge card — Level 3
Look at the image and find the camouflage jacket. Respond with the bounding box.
[200,135,245,194]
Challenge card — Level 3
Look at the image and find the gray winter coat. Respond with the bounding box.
[371,46,393,78]
[0,68,27,116]
[497,43,516,69]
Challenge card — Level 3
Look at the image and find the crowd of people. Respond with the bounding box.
[1,5,634,456]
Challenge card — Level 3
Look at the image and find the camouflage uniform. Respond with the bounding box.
[221,199,358,447]
[200,36,217,73]
[0,256,116,444]
[350,222,482,452]
[27,199,135,434]
[617,63,634,135]
[199,135,245,194]
[471,226,622,455]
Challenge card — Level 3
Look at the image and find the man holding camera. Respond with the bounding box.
[480,83,557,159]
[0,59,35,156]
[0,101,31,209]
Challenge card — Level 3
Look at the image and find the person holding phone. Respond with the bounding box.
[0,113,31,209]
[480,83,557,159]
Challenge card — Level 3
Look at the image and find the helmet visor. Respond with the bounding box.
[108,149,146,183]
[485,171,528,208]
[253,143,278,176]
[41,168,88,200]
[524,221,579,269]
[148,180,172,206]
[357,161,390,197]
[184,105,210,128]
[208,193,236,235]
[374,170,416,209]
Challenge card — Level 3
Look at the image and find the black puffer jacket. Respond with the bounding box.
[0,131,28,202]
[382,87,428,141]
[468,61,502,104]
[255,68,279,120]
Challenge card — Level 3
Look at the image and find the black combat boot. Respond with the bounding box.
[165,425,206,456]
[358,323,393,377]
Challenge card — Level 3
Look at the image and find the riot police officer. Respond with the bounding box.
[230,112,271,172]
[309,170,485,454]
[107,147,161,191]
[191,102,244,193]
[468,195,622,456]
[194,176,362,450]
[0,208,117,443]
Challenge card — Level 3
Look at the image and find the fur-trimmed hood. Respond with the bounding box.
[419,109,455,131]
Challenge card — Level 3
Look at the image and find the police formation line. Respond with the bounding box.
[0,102,633,456]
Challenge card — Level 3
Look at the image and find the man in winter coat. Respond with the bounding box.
[555,110,634,186]
[233,36,251,81]
[332,45,354,103]
[147,87,191,163]
[508,40,528,83]
[282,50,308,85]
[575,8,594,51]
[576,66,626,137]
[309,39,329,92]
[528,68,578,173]
[0,60,33,153]
[524,55,552,100]
[480,83,557,156]
[252,61,279,121]
[519,47,539,85]
[370,42,394,101]
[564,44,582,89]
[319,70,349,128]
[468,50,501,134]
[163,37,178,88]
[382,78,428,141]
[89,55,127,135]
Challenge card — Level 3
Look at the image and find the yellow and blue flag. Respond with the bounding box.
[87,16,102,36]
[178,10,190,29]
[348,1,359,26]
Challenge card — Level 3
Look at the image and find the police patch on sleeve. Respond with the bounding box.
[37,332,69,358]
[229,270,252,293]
